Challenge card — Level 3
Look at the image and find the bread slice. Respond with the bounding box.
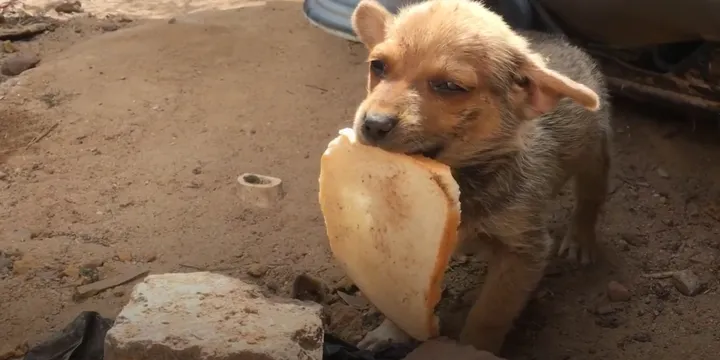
[318,128,461,340]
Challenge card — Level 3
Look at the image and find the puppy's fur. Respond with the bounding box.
[351,0,611,354]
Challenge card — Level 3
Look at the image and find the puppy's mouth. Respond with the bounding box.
[409,145,444,160]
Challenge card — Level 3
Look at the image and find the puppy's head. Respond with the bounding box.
[351,0,600,167]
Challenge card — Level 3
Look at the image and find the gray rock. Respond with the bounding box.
[1,53,41,76]
[105,272,324,360]
[671,270,703,296]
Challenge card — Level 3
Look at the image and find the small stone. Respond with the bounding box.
[82,258,105,269]
[100,22,119,32]
[142,253,157,263]
[671,270,702,296]
[54,1,83,14]
[1,53,41,76]
[2,40,17,54]
[104,272,324,360]
[0,171,7,180]
[620,232,647,247]
[657,167,669,178]
[595,304,617,315]
[0,253,12,273]
[113,289,125,297]
[12,256,37,275]
[247,264,268,277]
[116,251,133,262]
[63,265,80,278]
[607,281,631,302]
[631,332,652,343]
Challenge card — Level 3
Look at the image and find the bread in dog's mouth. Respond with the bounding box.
[409,144,444,160]
[318,128,461,341]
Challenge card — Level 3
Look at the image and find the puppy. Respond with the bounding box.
[350,0,611,354]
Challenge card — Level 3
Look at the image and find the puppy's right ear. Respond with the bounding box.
[352,0,393,49]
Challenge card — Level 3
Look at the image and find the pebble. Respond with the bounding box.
[630,332,652,343]
[620,232,647,247]
[0,253,12,273]
[116,250,133,262]
[82,258,105,269]
[1,53,41,76]
[671,270,702,296]
[100,22,120,32]
[607,281,631,302]
[12,256,37,275]
[246,263,268,277]
[63,265,80,278]
[657,167,669,178]
[0,171,7,180]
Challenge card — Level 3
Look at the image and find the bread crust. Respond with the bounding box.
[319,128,461,340]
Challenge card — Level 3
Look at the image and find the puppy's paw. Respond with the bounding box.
[357,319,412,352]
[557,232,596,265]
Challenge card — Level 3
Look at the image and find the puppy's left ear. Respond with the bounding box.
[519,53,601,118]
[352,0,393,49]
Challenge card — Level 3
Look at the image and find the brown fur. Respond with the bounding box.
[351,0,611,354]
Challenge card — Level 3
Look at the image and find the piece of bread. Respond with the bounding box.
[318,128,461,340]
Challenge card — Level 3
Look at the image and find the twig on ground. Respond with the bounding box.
[641,271,678,279]
[25,122,58,149]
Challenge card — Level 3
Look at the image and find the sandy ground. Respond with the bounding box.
[1,2,719,359]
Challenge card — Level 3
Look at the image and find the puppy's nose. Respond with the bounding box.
[362,113,399,142]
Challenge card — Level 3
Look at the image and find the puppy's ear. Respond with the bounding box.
[352,0,393,49]
[519,53,600,118]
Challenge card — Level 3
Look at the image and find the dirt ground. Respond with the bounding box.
[1,2,719,359]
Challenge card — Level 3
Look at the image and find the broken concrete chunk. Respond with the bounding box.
[104,272,324,360]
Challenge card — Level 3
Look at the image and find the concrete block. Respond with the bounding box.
[105,272,324,360]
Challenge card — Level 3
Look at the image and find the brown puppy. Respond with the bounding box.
[350,0,611,354]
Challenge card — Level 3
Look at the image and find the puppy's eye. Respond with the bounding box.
[429,80,467,94]
[369,59,386,78]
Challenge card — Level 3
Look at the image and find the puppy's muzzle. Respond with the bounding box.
[361,112,399,143]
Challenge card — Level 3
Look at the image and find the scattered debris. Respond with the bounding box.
[2,40,16,53]
[292,273,328,303]
[105,272,324,360]
[642,271,677,279]
[1,53,41,76]
[337,291,369,310]
[0,23,52,41]
[54,0,83,14]
[670,270,703,296]
[73,268,149,300]
[607,281,631,302]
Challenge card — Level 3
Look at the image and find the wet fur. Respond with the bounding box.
[351,0,611,354]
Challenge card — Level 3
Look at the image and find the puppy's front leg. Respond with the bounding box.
[459,234,548,354]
